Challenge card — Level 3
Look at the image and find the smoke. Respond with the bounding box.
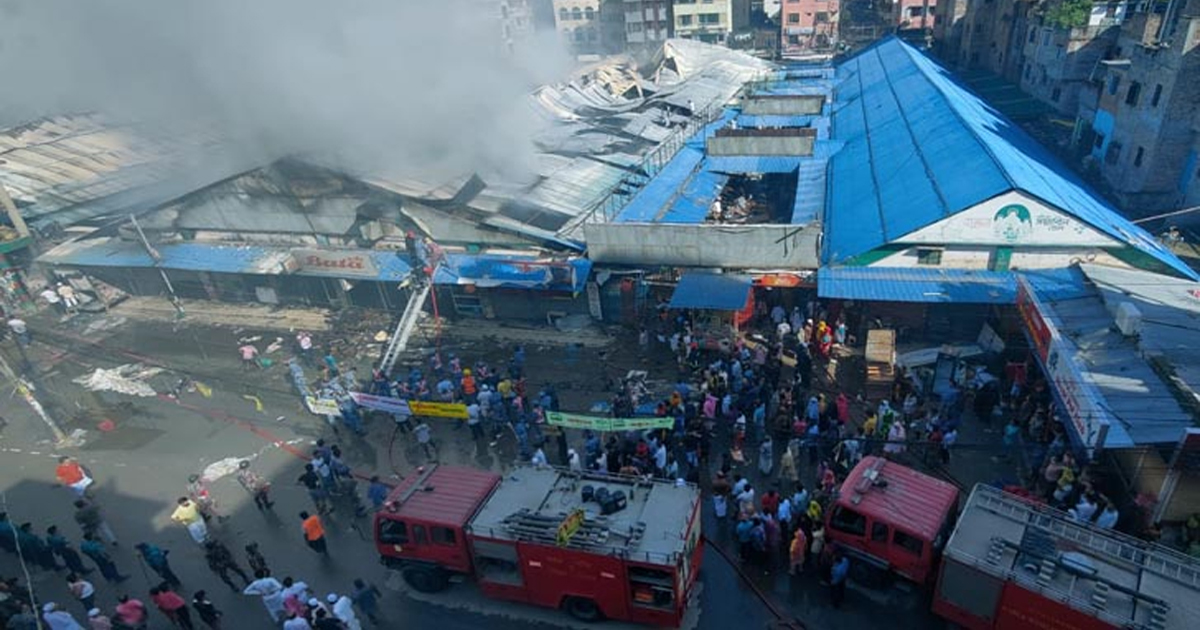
[0,0,571,181]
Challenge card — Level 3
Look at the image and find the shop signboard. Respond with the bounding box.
[1015,277,1052,363]
[1046,343,1109,455]
[292,248,380,278]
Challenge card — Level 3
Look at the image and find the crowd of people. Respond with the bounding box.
[0,453,383,629]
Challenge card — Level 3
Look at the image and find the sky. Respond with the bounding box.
[0,0,571,181]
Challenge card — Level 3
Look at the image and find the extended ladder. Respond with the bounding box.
[379,282,431,375]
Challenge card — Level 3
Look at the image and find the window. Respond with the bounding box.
[815,11,829,23]
[585,28,596,41]
[1125,81,1141,106]
[1134,146,1145,167]
[699,13,720,24]
[917,248,943,266]
[432,527,457,545]
[871,522,889,543]
[680,14,693,25]
[830,506,867,536]
[1107,75,1121,96]
[788,34,800,44]
[412,524,429,545]
[574,28,585,42]
[627,21,643,32]
[1093,132,1105,149]
[893,529,925,556]
[1028,27,1036,43]
[1105,141,1122,165]
[378,519,409,544]
[571,7,583,20]
[1051,87,1061,102]
[787,13,799,23]
[1042,30,1051,46]
[629,566,675,609]
[559,7,569,21]
[585,6,595,20]
[1151,83,1163,107]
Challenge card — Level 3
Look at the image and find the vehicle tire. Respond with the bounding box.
[402,567,449,593]
[564,596,603,622]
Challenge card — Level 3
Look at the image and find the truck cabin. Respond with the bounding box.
[374,465,501,575]
[825,457,959,585]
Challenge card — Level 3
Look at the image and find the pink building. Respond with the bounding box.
[780,0,839,57]
[893,0,936,31]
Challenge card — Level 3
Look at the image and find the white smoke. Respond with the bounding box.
[0,0,570,180]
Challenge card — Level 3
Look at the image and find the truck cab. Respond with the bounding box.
[825,457,959,586]
[374,465,501,593]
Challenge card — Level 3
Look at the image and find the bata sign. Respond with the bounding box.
[292,249,379,277]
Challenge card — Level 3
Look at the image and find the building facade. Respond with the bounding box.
[554,0,606,54]
[624,0,673,47]
[892,0,937,32]
[780,0,840,56]
[1081,0,1200,211]
[1015,6,1126,116]
[673,0,751,44]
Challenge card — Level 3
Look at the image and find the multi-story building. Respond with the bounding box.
[892,0,936,32]
[554,0,606,54]
[672,0,751,45]
[951,0,1029,76]
[624,0,674,48]
[1015,3,1127,115]
[780,0,840,56]
[930,0,970,60]
[1081,0,1200,211]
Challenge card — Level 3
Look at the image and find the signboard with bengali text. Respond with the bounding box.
[292,248,380,278]
[545,411,674,432]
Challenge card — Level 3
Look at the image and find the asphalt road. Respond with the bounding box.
[0,311,780,630]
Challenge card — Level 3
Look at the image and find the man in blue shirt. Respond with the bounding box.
[830,552,850,608]
[367,476,389,511]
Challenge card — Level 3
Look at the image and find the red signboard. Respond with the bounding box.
[1016,278,1052,363]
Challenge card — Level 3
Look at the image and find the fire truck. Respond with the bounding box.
[373,464,703,627]
[826,457,1200,630]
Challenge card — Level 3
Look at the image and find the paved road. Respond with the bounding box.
[0,312,780,630]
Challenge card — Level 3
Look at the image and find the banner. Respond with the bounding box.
[349,392,411,416]
[545,411,674,432]
[409,401,469,419]
[305,396,342,416]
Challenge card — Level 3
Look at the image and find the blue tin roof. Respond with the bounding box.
[669,272,752,311]
[825,38,1196,280]
[817,266,1090,304]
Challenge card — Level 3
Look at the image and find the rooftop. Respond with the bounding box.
[824,38,1194,280]
[467,466,700,566]
[838,457,959,541]
[945,484,1200,630]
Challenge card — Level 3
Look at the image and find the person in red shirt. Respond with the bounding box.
[300,512,327,555]
[55,457,93,498]
[114,594,148,628]
[761,489,780,517]
[150,585,194,629]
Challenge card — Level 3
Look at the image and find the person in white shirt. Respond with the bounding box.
[327,592,362,630]
[41,287,64,314]
[1095,503,1119,529]
[56,283,79,310]
[530,447,548,468]
[1070,493,1099,523]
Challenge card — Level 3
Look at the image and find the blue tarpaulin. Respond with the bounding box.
[432,253,590,293]
[669,273,752,311]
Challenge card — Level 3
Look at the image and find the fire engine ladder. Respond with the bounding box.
[501,510,645,552]
[379,282,431,375]
[975,487,1200,591]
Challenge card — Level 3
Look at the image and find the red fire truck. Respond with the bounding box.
[826,457,1200,630]
[373,464,703,627]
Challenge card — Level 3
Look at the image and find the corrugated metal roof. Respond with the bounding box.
[669,272,752,310]
[817,266,1090,304]
[825,38,1196,280]
[37,237,292,275]
[705,156,803,174]
[0,114,250,227]
[1041,293,1192,447]
[661,170,729,223]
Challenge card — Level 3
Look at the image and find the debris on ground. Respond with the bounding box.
[73,364,164,397]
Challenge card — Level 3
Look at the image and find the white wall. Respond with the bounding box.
[585,222,821,269]
[871,244,1128,270]
[900,191,1118,248]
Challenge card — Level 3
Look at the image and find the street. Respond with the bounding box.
[0,306,783,630]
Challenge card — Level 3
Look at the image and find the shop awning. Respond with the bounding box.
[669,273,752,310]
[817,267,1090,304]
